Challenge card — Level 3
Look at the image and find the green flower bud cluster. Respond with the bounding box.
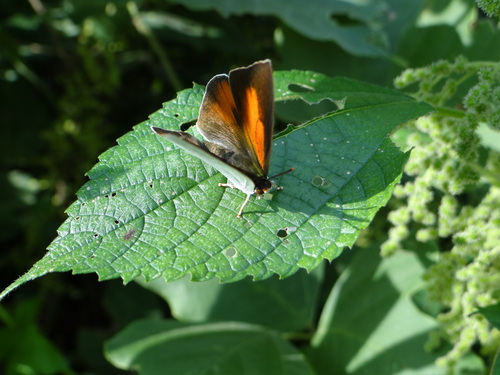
[475,0,500,18]
[385,56,500,370]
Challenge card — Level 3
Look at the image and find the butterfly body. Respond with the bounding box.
[153,60,290,217]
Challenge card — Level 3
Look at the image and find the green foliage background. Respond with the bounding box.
[0,0,499,374]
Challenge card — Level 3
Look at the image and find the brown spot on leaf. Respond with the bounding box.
[123,229,136,241]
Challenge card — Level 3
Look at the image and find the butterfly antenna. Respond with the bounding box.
[269,168,294,179]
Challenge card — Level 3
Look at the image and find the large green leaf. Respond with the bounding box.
[308,247,443,375]
[307,246,486,375]
[0,69,433,299]
[137,267,323,332]
[168,0,396,57]
[104,320,315,375]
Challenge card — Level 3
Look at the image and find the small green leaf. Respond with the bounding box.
[104,319,315,375]
[475,303,500,330]
[0,69,433,299]
[0,300,69,375]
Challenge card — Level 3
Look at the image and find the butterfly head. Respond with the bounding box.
[254,177,274,195]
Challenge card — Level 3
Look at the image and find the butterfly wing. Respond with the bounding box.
[229,60,274,175]
[151,127,256,194]
[196,60,274,178]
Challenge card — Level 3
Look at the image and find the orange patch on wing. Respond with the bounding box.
[212,80,239,130]
[243,86,266,169]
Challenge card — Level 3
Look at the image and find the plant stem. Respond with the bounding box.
[127,1,183,92]
[435,106,464,119]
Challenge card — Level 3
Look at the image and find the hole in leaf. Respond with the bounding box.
[93,233,98,238]
[276,226,297,239]
[111,192,117,197]
[276,229,287,238]
[288,83,314,93]
[180,119,197,131]
[104,194,109,198]
[114,220,120,224]
[275,99,338,125]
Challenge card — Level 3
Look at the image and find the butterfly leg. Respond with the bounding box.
[218,183,237,189]
[237,194,252,218]
[218,183,251,218]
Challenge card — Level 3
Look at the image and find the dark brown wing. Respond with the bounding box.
[229,60,274,175]
[196,60,274,177]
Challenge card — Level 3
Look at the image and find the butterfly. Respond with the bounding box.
[152,59,292,218]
